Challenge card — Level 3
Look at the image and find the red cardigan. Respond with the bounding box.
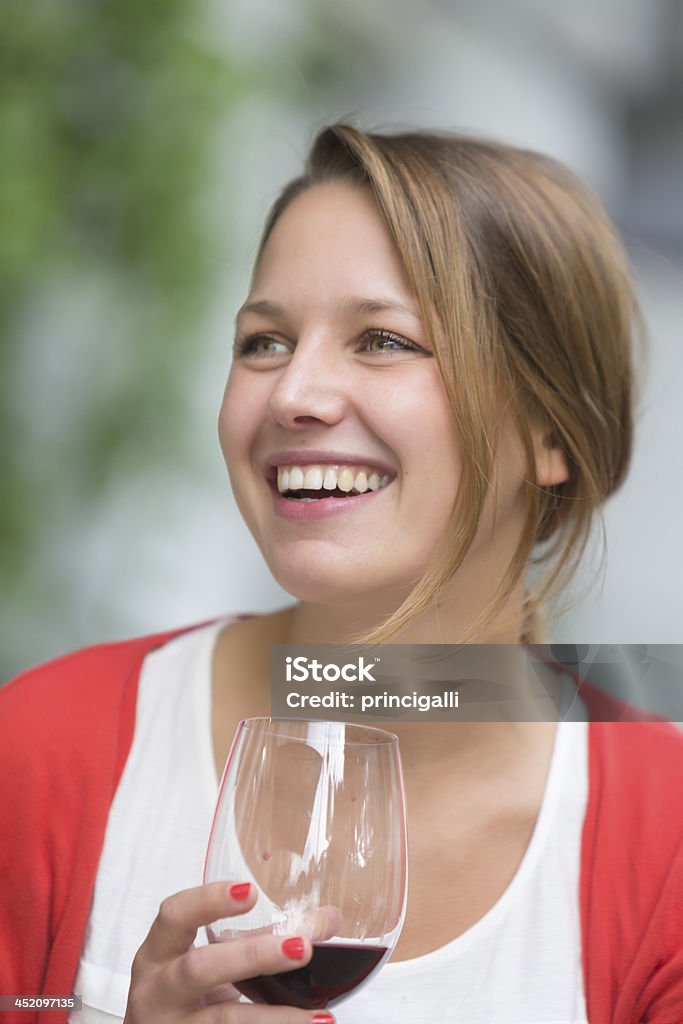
[2,627,683,1023]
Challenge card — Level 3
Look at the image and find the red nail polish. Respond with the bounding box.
[282,936,306,959]
[229,882,251,901]
[311,1014,335,1023]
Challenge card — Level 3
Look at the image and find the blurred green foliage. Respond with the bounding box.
[0,0,314,677]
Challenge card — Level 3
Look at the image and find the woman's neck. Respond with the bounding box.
[267,583,558,772]
[283,585,527,645]
[213,595,559,785]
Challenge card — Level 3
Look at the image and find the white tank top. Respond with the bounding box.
[71,621,589,1023]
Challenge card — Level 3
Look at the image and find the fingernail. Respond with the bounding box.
[229,883,251,901]
[311,1015,335,1023]
[282,936,306,959]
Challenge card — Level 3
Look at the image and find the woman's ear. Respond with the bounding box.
[532,427,569,486]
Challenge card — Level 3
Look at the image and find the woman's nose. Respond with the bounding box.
[267,341,349,429]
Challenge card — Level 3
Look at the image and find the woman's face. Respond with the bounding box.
[219,183,525,606]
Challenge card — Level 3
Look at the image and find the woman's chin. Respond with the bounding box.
[271,566,412,611]
[276,576,376,607]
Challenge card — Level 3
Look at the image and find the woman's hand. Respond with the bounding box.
[123,881,335,1023]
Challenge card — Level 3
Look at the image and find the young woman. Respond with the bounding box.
[2,125,683,1024]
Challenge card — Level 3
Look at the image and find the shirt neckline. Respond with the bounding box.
[386,714,587,967]
[182,622,587,967]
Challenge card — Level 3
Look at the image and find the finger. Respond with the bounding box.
[163,934,313,1005]
[298,906,342,943]
[192,1001,336,1024]
[199,983,242,1007]
[140,882,258,965]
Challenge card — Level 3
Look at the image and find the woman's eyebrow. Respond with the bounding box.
[236,295,423,323]
[339,295,422,322]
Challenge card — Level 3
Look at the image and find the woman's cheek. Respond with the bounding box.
[218,380,252,464]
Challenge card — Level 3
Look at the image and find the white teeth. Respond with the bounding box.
[354,471,368,494]
[303,467,323,490]
[274,463,394,495]
[337,467,354,492]
[289,467,304,490]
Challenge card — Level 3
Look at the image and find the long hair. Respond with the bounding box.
[255,125,642,642]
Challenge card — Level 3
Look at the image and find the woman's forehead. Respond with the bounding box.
[253,182,415,300]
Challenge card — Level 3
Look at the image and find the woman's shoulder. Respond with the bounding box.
[590,718,683,773]
[590,718,683,804]
[2,625,191,699]
[0,622,213,756]
[587,720,683,851]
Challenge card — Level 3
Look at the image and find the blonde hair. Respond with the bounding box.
[257,125,642,642]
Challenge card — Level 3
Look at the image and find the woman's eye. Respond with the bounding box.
[361,330,423,354]
[234,334,290,357]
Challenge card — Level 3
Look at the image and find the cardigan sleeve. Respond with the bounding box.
[629,836,683,1023]
[0,628,188,1023]
[582,721,683,1023]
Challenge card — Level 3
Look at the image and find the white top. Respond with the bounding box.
[71,621,589,1024]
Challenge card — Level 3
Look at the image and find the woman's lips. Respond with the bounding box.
[270,477,392,520]
[263,450,396,520]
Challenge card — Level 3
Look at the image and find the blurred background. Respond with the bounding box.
[2,0,682,679]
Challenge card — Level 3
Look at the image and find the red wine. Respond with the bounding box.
[236,942,389,1009]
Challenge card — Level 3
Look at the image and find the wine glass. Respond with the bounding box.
[204,718,407,1010]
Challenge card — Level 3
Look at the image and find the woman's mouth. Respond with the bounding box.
[275,463,392,502]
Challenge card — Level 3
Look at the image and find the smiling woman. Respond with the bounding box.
[2,124,683,1024]
[222,126,633,646]
[220,182,467,612]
